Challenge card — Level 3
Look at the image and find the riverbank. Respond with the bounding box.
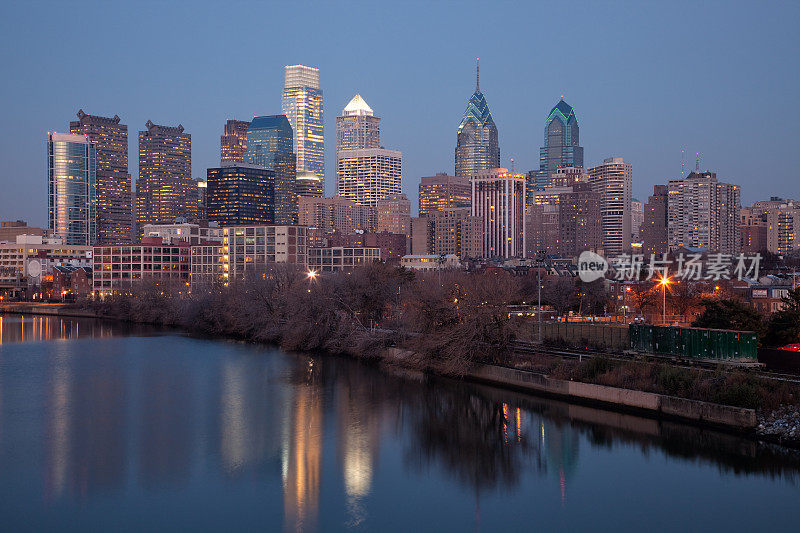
[4,298,800,445]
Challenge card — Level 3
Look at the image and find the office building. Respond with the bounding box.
[48,132,96,245]
[631,198,644,241]
[70,110,132,244]
[296,170,323,198]
[336,94,380,152]
[411,207,482,259]
[400,254,462,271]
[136,121,194,230]
[525,204,559,257]
[0,221,50,243]
[143,222,221,245]
[1,235,92,297]
[667,171,741,254]
[531,98,584,197]
[298,196,373,234]
[588,157,632,256]
[642,185,668,257]
[327,231,407,263]
[282,65,324,188]
[375,194,411,236]
[220,119,250,163]
[455,60,499,177]
[197,178,207,221]
[337,148,402,207]
[206,163,276,225]
[547,166,587,188]
[245,115,296,224]
[557,183,602,258]
[418,173,471,216]
[740,206,768,253]
[766,201,800,254]
[471,168,526,258]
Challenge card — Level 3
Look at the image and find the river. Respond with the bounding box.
[0,314,798,531]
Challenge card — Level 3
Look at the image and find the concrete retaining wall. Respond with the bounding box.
[470,364,756,429]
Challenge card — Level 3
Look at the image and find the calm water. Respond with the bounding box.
[0,315,799,532]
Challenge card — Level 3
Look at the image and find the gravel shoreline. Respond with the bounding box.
[757,405,800,446]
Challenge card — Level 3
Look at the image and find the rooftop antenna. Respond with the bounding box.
[476,57,480,92]
[695,152,700,172]
[680,149,685,177]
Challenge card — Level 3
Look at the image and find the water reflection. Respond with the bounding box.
[0,318,799,531]
[0,313,163,345]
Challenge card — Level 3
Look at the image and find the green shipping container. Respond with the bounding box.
[629,324,757,360]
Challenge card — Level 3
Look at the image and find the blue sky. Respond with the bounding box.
[1,0,798,224]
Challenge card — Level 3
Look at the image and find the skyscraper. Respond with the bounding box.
[337,148,402,207]
[532,98,584,198]
[70,110,132,244]
[455,60,499,177]
[295,170,323,199]
[282,65,324,189]
[206,163,275,226]
[48,133,96,245]
[336,94,380,152]
[136,121,194,230]
[244,115,296,224]
[642,185,668,257]
[471,168,526,258]
[588,157,632,256]
[418,173,471,216]
[220,119,250,163]
[667,171,741,254]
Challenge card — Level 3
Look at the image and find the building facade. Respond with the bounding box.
[411,207,482,259]
[245,115,296,224]
[740,206,768,254]
[471,168,526,258]
[136,121,194,230]
[0,235,92,297]
[418,173,471,216]
[588,157,632,256]
[48,132,97,245]
[308,247,380,272]
[524,204,559,257]
[642,184,668,257]
[631,199,644,241]
[766,202,800,254]
[282,65,324,189]
[298,196,373,234]
[220,119,250,163]
[557,183,602,258]
[375,194,411,236]
[70,110,132,244]
[207,163,276,226]
[143,222,221,245]
[336,94,380,152]
[92,238,190,293]
[531,99,584,196]
[455,61,499,177]
[337,148,402,207]
[296,170,323,199]
[667,171,741,254]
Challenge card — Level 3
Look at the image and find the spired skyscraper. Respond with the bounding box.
[282,65,324,191]
[530,98,584,198]
[455,59,499,178]
[245,115,296,224]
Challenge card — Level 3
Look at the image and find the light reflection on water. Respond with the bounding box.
[0,315,798,531]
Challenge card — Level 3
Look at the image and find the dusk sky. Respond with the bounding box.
[1,0,798,225]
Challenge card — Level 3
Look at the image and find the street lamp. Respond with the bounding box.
[307,269,317,281]
[659,275,671,324]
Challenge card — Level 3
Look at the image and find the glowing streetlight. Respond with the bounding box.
[307,269,317,281]
[659,275,671,323]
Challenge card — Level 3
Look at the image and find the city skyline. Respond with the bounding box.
[1,2,798,226]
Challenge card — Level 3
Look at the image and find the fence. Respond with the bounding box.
[528,322,630,351]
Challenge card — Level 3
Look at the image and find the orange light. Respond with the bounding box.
[659,276,670,287]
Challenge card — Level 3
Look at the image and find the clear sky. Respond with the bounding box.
[1,0,798,225]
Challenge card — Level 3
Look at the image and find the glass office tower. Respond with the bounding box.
[531,99,584,199]
[48,132,96,245]
[245,115,296,224]
[455,60,499,177]
[282,65,324,191]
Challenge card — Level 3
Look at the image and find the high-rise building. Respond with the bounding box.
[525,204,559,257]
[48,133,96,245]
[337,148,402,207]
[70,110,132,244]
[196,178,208,222]
[295,170,324,198]
[471,168,526,258]
[411,207,482,259]
[557,183,602,258]
[588,157,632,256]
[375,194,411,236]
[642,185,668,257]
[547,166,587,188]
[282,65,324,189]
[418,173,471,216]
[136,121,194,231]
[336,94,380,152]
[667,171,740,254]
[631,198,644,241]
[766,201,800,255]
[455,60,499,177]
[206,162,275,226]
[740,206,768,253]
[220,119,250,163]
[245,115,296,224]
[298,196,373,234]
[531,98,584,197]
